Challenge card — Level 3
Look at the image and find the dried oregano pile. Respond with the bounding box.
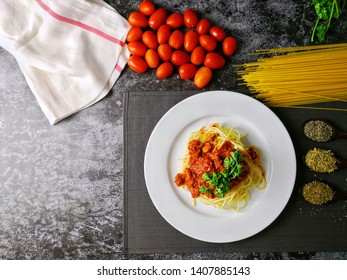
[302,180,335,205]
[305,148,338,173]
[303,120,334,142]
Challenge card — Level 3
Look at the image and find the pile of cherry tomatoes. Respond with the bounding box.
[126,0,237,88]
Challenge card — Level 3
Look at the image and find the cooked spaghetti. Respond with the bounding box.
[237,43,347,111]
[174,123,266,211]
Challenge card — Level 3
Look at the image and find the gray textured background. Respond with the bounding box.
[0,0,346,259]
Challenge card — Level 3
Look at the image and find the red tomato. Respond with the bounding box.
[204,52,225,69]
[128,55,148,73]
[194,66,212,88]
[127,41,147,56]
[183,9,198,28]
[148,7,167,29]
[168,30,184,49]
[199,35,217,51]
[157,44,172,61]
[210,26,226,41]
[145,49,160,68]
[142,30,157,49]
[196,18,211,35]
[222,36,237,56]
[178,64,197,80]
[190,46,205,65]
[184,30,199,52]
[166,13,183,29]
[157,24,171,44]
[171,50,190,66]
[128,11,148,28]
[139,1,155,16]
[126,26,143,42]
[156,62,173,79]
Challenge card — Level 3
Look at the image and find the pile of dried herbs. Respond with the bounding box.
[305,148,338,173]
[303,120,334,142]
[302,180,335,205]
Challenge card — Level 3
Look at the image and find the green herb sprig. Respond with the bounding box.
[223,150,243,179]
[199,150,244,198]
[311,0,346,42]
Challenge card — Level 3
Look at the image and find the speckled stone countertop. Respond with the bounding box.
[0,0,346,260]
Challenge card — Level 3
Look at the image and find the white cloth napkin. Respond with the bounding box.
[0,0,130,124]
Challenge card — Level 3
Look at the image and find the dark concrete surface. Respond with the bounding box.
[0,0,346,259]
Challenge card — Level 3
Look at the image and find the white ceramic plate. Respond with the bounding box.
[144,90,296,243]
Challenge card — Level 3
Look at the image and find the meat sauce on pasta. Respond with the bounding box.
[174,123,265,210]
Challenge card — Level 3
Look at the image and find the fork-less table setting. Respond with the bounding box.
[1,0,346,260]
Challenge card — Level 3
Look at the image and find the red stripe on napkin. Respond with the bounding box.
[115,64,123,72]
[36,0,125,46]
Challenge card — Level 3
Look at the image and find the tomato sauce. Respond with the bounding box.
[175,139,258,199]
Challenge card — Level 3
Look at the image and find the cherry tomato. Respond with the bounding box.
[139,1,155,16]
[178,63,197,80]
[199,35,217,51]
[184,30,199,52]
[127,41,147,56]
[157,44,172,61]
[196,18,211,35]
[126,26,143,42]
[222,36,237,56]
[145,49,160,68]
[183,9,199,28]
[148,7,167,29]
[142,30,157,49]
[166,13,183,29]
[190,46,205,65]
[194,66,212,88]
[156,62,173,79]
[210,26,226,42]
[128,55,148,73]
[168,30,184,49]
[204,52,225,69]
[171,50,190,66]
[157,24,171,44]
[128,11,148,28]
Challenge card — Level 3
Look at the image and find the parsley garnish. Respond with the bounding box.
[201,150,244,198]
[311,0,346,42]
[199,186,212,194]
[223,150,243,178]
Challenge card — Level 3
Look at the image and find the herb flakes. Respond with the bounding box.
[303,120,333,142]
[302,180,335,205]
[305,148,338,173]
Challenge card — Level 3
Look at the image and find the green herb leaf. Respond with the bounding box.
[214,188,225,198]
[227,150,243,178]
[200,186,212,194]
[223,156,232,170]
[202,173,211,182]
[221,170,228,178]
[311,0,346,42]
[316,24,329,42]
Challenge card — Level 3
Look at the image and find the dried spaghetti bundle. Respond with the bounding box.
[238,43,347,110]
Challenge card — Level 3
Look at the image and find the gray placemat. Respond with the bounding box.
[123,91,347,254]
